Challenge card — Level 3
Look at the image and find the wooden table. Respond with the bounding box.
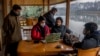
[17,40,74,56]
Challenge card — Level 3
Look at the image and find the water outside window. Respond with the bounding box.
[51,0,100,41]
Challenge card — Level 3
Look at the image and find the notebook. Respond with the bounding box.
[45,33,61,43]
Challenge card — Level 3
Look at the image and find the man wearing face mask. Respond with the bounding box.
[31,16,50,40]
[73,22,100,49]
[2,4,22,56]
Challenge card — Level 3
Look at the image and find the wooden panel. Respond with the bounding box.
[50,0,65,5]
[0,29,1,50]
[12,0,24,5]
[12,0,48,5]
[66,0,70,27]
[3,0,7,17]
[12,0,74,6]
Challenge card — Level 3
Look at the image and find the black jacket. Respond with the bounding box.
[43,11,55,28]
[73,30,100,49]
[51,25,72,39]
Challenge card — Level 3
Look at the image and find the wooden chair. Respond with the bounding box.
[78,47,100,56]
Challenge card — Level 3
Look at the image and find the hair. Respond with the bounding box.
[51,7,57,11]
[38,16,46,23]
[56,17,63,23]
[12,4,21,10]
[84,22,98,32]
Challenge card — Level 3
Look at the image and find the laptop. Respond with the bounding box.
[45,33,61,43]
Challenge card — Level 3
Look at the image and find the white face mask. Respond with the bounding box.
[40,23,46,27]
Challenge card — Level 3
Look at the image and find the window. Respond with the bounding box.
[21,6,47,18]
[50,0,100,41]
[70,0,100,40]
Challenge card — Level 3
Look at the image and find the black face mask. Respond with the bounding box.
[16,13,20,16]
[10,10,20,16]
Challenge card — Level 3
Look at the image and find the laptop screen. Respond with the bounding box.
[45,33,61,43]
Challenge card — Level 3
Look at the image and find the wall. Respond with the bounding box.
[0,0,3,50]
[0,0,3,27]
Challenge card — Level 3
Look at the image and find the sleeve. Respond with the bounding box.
[73,42,82,48]
[45,26,50,35]
[60,26,72,38]
[81,37,97,49]
[66,27,72,34]
[2,18,9,45]
[73,35,98,49]
[2,17,15,45]
[31,27,41,40]
[44,13,55,27]
[51,27,55,33]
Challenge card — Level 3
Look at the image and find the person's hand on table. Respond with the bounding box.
[66,34,80,46]
[41,40,46,44]
[65,33,70,37]
[71,35,80,46]
[65,33,79,40]
[46,33,50,36]
[41,37,47,43]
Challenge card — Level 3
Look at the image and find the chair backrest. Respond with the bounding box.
[78,47,100,56]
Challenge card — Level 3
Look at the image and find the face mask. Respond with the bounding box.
[16,12,20,16]
[40,23,46,27]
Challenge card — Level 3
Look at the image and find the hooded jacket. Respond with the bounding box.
[74,30,100,49]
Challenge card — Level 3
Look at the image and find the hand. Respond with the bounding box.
[70,35,79,40]
[65,33,70,37]
[41,40,46,44]
[41,37,45,40]
[49,28,52,30]
[46,34,49,36]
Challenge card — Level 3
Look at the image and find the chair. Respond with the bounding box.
[78,47,100,56]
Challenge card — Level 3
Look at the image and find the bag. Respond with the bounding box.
[63,35,73,46]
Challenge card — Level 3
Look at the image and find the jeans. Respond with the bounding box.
[4,42,19,56]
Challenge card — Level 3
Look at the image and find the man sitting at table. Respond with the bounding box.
[31,16,50,40]
[51,17,72,39]
[73,22,100,49]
